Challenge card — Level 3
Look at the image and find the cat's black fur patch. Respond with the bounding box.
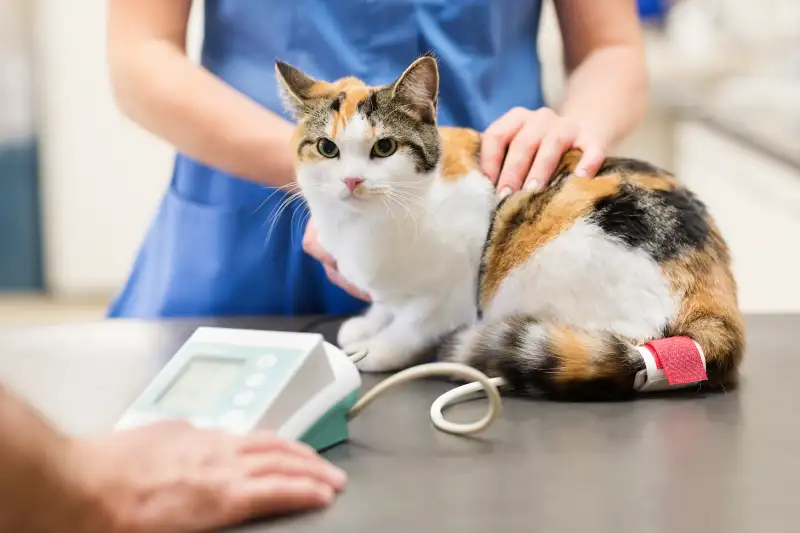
[597,157,670,177]
[330,94,342,113]
[654,187,711,250]
[476,195,512,317]
[593,188,652,249]
[403,140,437,173]
[357,91,378,117]
[362,85,441,172]
[498,349,557,396]
[296,139,315,158]
[592,184,710,262]
[542,377,639,402]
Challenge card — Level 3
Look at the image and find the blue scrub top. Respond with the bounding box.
[108,0,545,319]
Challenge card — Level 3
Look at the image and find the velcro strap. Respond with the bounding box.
[644,336,708,385]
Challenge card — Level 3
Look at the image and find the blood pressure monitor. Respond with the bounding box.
[116,327,503,450]
[115,324,707,449]
[116,327,361,451]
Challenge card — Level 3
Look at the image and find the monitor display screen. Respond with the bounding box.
[157,357,246,412]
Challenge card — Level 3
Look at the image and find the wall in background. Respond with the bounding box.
[32,0,204,297]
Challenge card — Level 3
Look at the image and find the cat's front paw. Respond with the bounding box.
[352,336,410,373]
[337,316,373,348]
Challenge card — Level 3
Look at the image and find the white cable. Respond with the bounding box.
[430,376,507,433]
[347,360,505,435]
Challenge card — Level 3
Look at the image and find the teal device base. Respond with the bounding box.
[299,389,360,451]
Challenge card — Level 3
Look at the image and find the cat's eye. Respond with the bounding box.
[371,138,397,158]
[317,138,339,158]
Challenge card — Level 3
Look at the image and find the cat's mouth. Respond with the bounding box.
[339,185,381,203]
[340,189,368,202]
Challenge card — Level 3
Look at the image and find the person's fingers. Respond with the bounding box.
[480,107,528,184]
[302,220,335,264]
[243,453,347,491]
[524,127,576,191]
[323,264,371,301]
[232,475,335,521]
[574,141,606,178]
[495,119,548,197]
[238,433,320,460]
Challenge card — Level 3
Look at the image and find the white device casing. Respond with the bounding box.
[632,340,706,392]
[278,342,360,440]
[115,328,361,438]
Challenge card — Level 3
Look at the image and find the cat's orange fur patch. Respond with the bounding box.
[549,325,595,382]
[439,127,481,181]
[309,77,373,137]
[554,149,583,176]
[627,173,678,191]
[291,122,320,164]
[546,325,635,385]
[661,229,745,385]
[308,77,369,99]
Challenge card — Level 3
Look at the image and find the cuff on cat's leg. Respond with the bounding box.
[633,338,707,392]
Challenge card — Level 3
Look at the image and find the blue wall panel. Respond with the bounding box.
[0,141,43,290]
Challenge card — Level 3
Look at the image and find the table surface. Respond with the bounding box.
[1,314,799,533]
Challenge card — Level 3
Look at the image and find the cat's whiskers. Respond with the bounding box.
[394,177,429,186]
[388,191,426,217]
[295,208,312,247]
[379,186,424,213]
[264,191,301,229]
[384,189,425,246]
[264,190,305,246]
[289,197,311,246]
[379,194,403,234]
[392,183,428,191]
[252,182,300,216]
[389,187,442,233]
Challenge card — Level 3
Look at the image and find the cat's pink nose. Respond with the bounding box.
[342,177,365,193]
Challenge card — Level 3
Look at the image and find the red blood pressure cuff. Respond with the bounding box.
[633,336,707,392]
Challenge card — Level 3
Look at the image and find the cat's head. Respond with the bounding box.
[275,55,441,214]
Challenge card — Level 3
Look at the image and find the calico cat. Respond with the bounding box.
[275,55,745,400]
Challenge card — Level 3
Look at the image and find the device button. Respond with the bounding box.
[220,409,245,426]
[246,373,266,388]
[257,354,278,368]
[233,391,255,407]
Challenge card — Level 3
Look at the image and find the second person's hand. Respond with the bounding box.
[73,421,347,533]
[480,107,607,197]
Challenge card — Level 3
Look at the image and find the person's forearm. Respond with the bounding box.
[558,44,649,151]
[0,385,111,533]
[108,39,296,187]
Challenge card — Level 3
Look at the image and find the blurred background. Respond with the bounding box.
[0,0,798,326]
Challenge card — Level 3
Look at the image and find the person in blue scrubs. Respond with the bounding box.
[106,0,648,319]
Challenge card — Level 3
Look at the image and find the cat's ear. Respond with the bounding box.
[391,54,439,123]
[275,60,318,116]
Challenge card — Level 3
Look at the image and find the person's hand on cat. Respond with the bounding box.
[303,219,372,302]
[480,107,607,196]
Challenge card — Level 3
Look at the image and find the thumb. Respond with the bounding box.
[302,221,336,265]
